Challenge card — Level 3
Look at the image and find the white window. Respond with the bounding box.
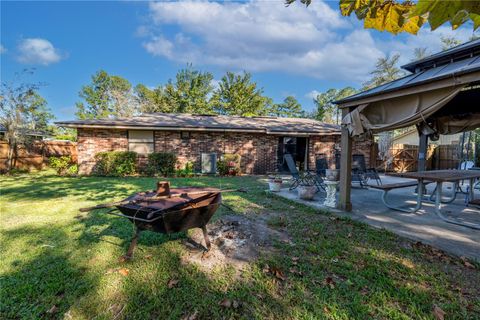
[128,130,154,154]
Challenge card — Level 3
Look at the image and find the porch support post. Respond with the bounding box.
[418,133,428,171]
[304,137,309,171]
[338,108,353,212]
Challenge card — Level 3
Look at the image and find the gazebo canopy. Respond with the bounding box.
[333,39,480,211]
[337,39,480,138]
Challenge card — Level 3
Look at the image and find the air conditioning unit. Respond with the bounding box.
[201,153,217,174]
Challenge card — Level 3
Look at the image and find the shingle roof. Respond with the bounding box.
[55,113,340,135]
[335,39,480,105]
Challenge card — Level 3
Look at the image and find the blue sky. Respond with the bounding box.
[1,1,477,121]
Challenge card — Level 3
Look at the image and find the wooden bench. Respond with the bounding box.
[369,181,433,213]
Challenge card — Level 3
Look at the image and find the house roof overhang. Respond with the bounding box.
[55,114,341,136]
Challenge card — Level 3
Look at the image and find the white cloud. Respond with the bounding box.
[17,38,63,65]
[141,0,476,82]
[142,0,384,81]
[306,90,321,100]
[0,44,6,54]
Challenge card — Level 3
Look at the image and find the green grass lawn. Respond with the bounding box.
[1,172,479,319]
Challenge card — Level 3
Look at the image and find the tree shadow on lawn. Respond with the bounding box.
[0,225,101,319]
[0,174,260,203]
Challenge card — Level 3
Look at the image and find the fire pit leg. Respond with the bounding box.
[125,228,140,259]
[201,225,211,250]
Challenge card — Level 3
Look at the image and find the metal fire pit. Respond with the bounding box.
[97,182,222,258]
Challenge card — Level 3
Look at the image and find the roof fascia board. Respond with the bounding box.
[55,124,266,133]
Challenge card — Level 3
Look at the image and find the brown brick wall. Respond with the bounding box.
[154,131,278,174]
[76,128,374,175]
[77,128,128,174]
[308,135,374,171]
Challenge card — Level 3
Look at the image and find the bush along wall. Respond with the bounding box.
[93,151,137,176]
[217,154,241,176]
[49,156,78,176]
[147,152,177,176]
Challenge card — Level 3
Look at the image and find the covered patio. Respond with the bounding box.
[337,39,479,223]
[275,40,480,260]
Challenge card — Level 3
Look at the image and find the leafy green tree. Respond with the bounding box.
[212,72,271,116]
[363,54,404,90]
[269,96,304,117]
[313,87,357,124]
[163,66,215,114]
[134,84,171,113]
[76,70,136,119]
[288,0,480,34]
[49,126,77,141]
[0,70,55,171]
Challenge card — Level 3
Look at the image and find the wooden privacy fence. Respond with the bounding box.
[0,140,77,172]
[376,144,460,172]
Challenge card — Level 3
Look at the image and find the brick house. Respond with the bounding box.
[56,113,373,175]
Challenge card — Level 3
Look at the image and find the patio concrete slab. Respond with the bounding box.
[273,175,480,261]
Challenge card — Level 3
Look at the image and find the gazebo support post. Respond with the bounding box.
[338,108,353,211]
[416,133,428,194]
[418,133,428,171]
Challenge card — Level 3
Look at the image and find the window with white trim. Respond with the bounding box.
[128,130,154,154]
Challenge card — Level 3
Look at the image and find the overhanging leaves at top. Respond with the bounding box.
[287,0,480,34]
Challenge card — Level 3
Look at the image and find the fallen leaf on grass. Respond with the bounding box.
[270,267,286,281]
[360,286,369,296]
[108,303,125,319]
[323,306,330,314]
[167,279,179,288]
[118,268,129,276]
[324,277,336,289]
[47,305,58,314]
[254,293,264,300]
[460,256,475,269]
[219,299,232,308]
[432,305,445,320]
[219,299,240,309]
[181,310,198,320]
[144,254,153,260]
[289,268,303,277]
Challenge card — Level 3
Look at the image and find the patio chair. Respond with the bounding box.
[284,154,325,192]
[336,153,365,186]
[352,154,382,186]
[315,156,328,177]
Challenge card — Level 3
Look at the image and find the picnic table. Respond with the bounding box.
[388,170,480,230]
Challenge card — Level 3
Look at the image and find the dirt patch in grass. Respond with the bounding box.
[183,213,291,273]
